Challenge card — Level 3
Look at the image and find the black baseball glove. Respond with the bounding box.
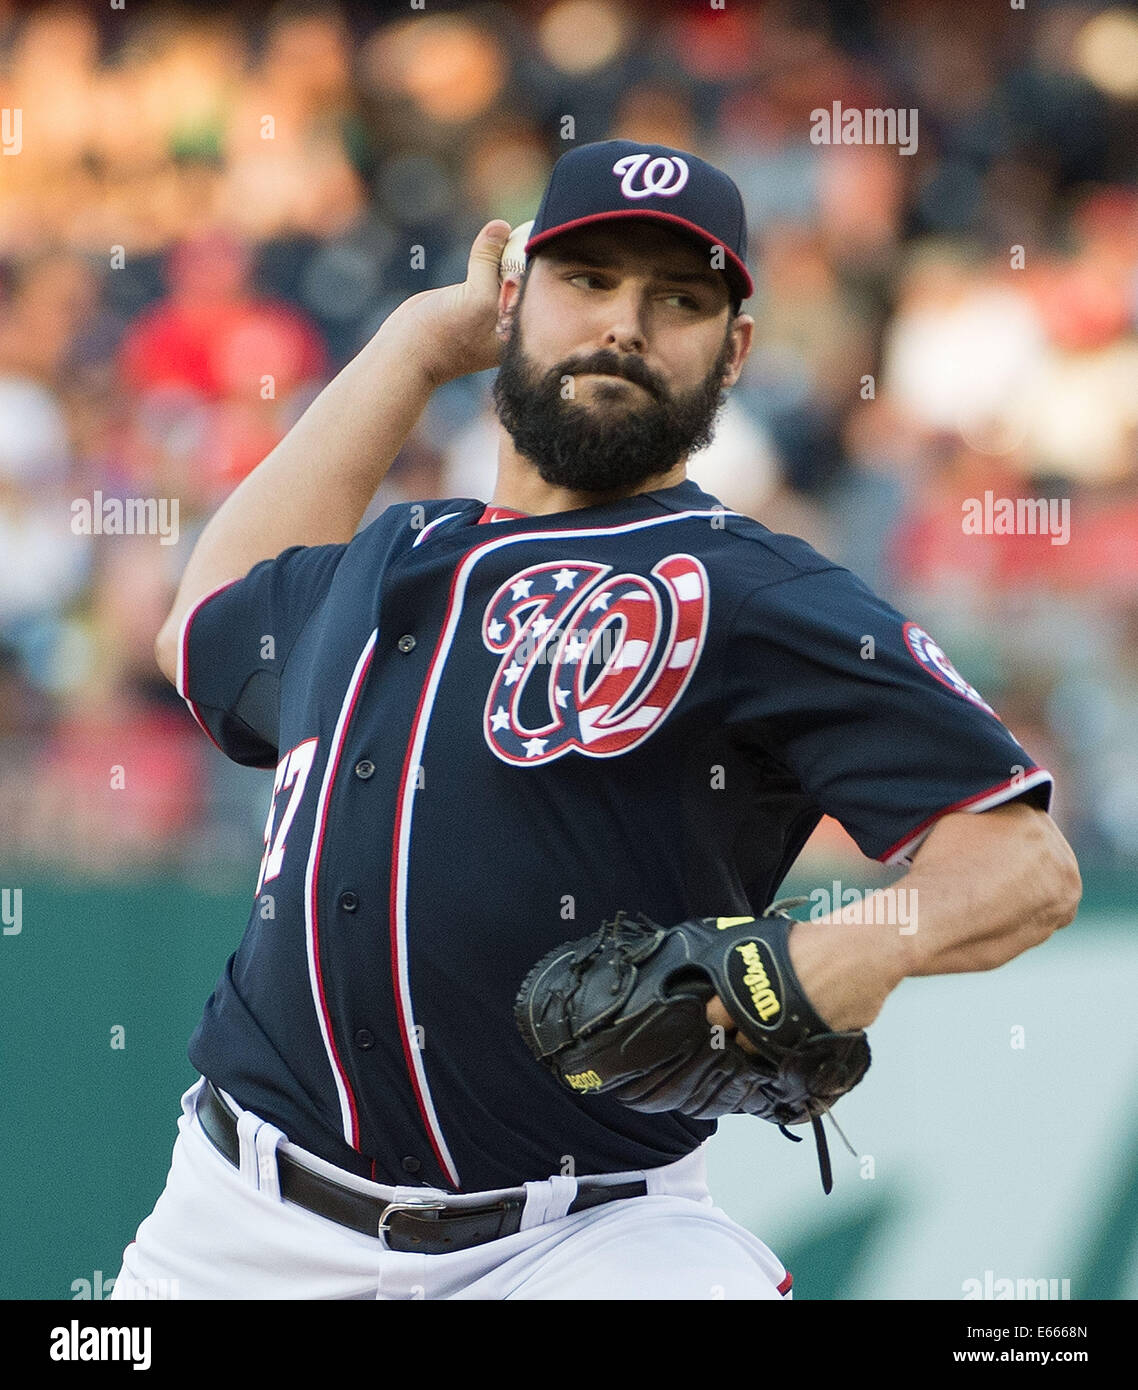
[514,901,870,1192]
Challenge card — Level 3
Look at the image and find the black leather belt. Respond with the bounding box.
[197,1080,648,1254]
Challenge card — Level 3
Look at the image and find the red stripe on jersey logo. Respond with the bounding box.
[902,621,998,718]
[482,553,709,763]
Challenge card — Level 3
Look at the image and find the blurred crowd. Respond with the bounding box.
[1,0,1137,879]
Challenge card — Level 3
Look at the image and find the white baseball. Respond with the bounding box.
[498,220,534,284]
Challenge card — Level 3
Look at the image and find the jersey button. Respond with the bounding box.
[339,891,359,913]
[354,759,375,780]
[354,1028,374,1050]
[397,634,416,653]
[401,1156,422,1175]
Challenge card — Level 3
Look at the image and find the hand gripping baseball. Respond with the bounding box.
[514,902,871,1192]
[395,220,513,387]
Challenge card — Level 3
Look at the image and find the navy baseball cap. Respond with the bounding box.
[525,140,753,306]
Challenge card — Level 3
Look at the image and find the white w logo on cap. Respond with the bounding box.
[612,152,690,199]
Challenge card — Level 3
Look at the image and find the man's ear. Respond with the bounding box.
[722,312,755,389]
[497,274,524,341]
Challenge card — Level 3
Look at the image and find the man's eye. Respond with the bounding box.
[565,275,699,309]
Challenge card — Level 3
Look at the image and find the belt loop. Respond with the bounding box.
[235,1110,262,1188]
[520,1174,576,1231]
[253,1120,286,1200]
[232,1102,286,1199]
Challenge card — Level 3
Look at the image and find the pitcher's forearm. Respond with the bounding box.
[708,802,1081,1040]
[779,806,1078,1026]
[225,320,437,548]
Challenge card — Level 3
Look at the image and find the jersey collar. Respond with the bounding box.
[474,480,721,527]
[477,505,529,524]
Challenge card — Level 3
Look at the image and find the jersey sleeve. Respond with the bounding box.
[175,543,346,767]
[722,566,1053,865]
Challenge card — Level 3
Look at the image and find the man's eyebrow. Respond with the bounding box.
[542,245,725,290]
[654,270,725,290]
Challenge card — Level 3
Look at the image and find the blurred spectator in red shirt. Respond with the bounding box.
[120,228,327,403]
[118,229,328,495]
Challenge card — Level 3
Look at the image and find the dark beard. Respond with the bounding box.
[492,309,734,494]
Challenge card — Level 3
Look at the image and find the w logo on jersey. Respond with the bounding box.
[482,555,708,764]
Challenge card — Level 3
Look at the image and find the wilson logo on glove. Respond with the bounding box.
[729,940,783,1025]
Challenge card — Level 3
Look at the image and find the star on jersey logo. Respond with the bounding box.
[480,555,710,765]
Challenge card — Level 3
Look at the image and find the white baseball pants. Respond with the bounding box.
[111,1078,792,1301]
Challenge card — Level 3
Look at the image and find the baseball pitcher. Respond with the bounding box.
[111,142,1081,1301]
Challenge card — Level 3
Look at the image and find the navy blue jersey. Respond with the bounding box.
[176,478,1052,1192]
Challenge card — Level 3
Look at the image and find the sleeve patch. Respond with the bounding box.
[902,622,997,718]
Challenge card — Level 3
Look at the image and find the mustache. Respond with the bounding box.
[553,351,662,398]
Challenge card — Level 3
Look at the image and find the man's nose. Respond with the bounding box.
[599,287,647,354]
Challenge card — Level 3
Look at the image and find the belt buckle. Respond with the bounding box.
[377,1199,447,1237]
